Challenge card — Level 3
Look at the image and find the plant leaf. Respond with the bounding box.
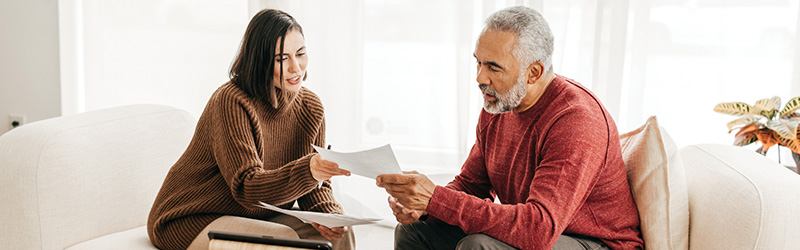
[755,129,779,152]
[791,127,800,154]
[754,98,777,119]
[714,102,755,116]
[735,123,759,137]
[775,130,800,154]
[771,96,781,110]
[726,115,761,131]
[733,131,758,146]
[781,96,800,117]
[765,118,800,141]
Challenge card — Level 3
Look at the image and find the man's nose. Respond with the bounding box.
[476,65,490,85]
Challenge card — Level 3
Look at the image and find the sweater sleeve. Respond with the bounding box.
[210,91,319,208]
[426,110,608,250]
[298,116,344,215]
[423,112,494,223]
[443,138,493,200]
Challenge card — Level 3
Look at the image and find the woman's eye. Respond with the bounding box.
[276,57,288,62]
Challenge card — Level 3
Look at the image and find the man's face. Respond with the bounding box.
[474,29,528,114]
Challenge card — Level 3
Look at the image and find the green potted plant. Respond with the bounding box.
[714,96,800,174]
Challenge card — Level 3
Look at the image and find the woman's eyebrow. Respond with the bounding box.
[274,46,306,58]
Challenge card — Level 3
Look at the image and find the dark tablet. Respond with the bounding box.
[208,230,333,250]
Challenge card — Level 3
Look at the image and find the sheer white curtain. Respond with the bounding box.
[260,0,544,174]
[57,0,800,223]
[59,0,250,117]
[260,0,800,169]
[60,0,800,168]
[546,0,799,163]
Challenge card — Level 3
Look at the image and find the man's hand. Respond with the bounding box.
[311,222,347,241]
[388,196,426,224]
[376,171,436,211]
[310,154,350,181]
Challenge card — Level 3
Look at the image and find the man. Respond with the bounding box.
[376,6,644,250]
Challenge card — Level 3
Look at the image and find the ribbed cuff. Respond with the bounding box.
[426,185,458,224]
[291,154,322,191]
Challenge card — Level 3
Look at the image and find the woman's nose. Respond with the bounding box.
[288,58,300,73]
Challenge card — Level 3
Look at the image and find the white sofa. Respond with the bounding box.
[1,104,800,249]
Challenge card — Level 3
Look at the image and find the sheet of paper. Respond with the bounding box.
[312,144,402,179]
[256,202,380,228]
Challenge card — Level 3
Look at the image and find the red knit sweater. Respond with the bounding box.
[426,75,644,250]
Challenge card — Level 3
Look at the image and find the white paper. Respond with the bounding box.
[312,144,403,179]
[256,202,380,228]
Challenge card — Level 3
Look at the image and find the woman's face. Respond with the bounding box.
[272,30,307,92]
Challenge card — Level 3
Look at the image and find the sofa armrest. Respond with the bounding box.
[0,104,195,250]
[680,144,800,249]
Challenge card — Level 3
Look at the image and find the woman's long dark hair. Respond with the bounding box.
[229,9,304,108]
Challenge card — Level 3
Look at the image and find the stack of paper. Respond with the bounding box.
[256,202,381,228]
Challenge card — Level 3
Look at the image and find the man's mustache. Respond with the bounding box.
[479,84,497,96]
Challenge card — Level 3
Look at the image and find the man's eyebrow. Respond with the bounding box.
[474,54,504,70]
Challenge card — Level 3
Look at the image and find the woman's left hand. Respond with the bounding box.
[311,222,347,241]
[310,154,350,181]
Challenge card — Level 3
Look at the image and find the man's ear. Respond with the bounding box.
[526,61,545,85]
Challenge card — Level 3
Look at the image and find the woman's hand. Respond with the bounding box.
[310,154,350,181]
[311,222,347,241]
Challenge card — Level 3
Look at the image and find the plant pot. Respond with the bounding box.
[794,152,800,175]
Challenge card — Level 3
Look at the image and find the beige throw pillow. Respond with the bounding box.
[619,116,689,250]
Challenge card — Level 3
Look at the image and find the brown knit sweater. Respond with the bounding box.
[147,82,343,250]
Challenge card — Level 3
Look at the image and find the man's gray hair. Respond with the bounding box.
[484,6,554,71]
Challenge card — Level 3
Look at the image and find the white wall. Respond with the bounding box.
[0,0,62,135]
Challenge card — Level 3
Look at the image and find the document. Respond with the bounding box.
[312,144,403,179]
[256,202,380,228]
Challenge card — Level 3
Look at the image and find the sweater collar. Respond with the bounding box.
[271,87,299,112]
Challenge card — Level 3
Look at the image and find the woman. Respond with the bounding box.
[147,9,354,250]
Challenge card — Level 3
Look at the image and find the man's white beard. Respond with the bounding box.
[482,71,527,114]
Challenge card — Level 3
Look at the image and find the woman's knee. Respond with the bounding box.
[208,215,299,238]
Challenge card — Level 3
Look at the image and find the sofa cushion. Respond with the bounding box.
[619,116,689,250]
[681,144,800,249]
[65,226,157,250]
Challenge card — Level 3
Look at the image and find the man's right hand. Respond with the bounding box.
[388,196,425,224]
